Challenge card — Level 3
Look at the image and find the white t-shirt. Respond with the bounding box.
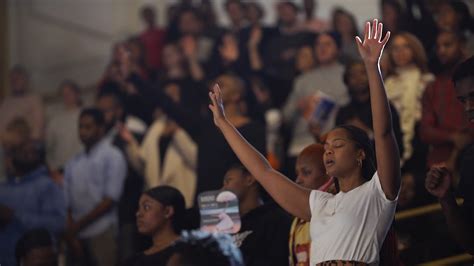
[309,172,397,265]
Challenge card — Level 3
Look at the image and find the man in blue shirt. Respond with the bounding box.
[0,141,66,266]
[64,108,126,266]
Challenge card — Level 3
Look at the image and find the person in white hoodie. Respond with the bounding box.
[119,108,197,209]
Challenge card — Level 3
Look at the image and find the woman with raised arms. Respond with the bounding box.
[208,20,400,266]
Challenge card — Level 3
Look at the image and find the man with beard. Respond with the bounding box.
[0,141,65,266]
[421,30,474,168]
[425,56,474,255]
[64,108,126,266]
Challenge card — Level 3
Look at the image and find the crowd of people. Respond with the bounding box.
[0,0,474,265]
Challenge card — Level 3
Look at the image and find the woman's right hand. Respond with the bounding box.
[208,84,227,128]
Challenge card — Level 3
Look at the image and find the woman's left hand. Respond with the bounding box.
[209,84,227,128]
[356,19,390,64]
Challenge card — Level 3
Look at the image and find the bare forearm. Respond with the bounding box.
[440,195,474,254]
[188,57,204,81]
[365,61,400,199]
[365,63,393,136]
[218,119,311,220]
[249,46,263,71]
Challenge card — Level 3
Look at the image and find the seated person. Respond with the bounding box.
[223,164,292,266]
[123,186,186,266]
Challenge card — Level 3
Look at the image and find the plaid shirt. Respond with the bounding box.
[420,72,474,166]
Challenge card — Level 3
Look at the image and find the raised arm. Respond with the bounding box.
[356,20,401,200]
[209,85,312,221]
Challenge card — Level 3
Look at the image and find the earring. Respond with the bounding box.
[357,159,362,168]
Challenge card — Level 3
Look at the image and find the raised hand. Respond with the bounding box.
[208,84,226,127]
[355,19,390,64]
[248,26,263,48]
[117,122,134,143]
[425,166,452,199]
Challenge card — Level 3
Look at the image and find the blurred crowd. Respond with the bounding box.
[1,0,474,265]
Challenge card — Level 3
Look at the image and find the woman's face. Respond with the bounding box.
[136,194,169,236]
[246,4,261,24]
[436,4,459,31]
[382,3,399,31]
[390,36,414,67]
[162,44,183,69]
[296,46,315,72]
[315,34,339,65]
[295,154,327,189]
[323,128,363,177]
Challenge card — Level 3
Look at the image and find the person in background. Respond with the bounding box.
[153,74,266,198]
[0,140,65,266]
[139,5,166,74]
[15,228,58,266]
[0,118,32,182]
[166,0,220,42]
[222,165,291,266]
[0,66,45,141]
[289,144,333,266]
[166,230,244,266]
[156,42,206,112]
[99,45,154,125]
[380,0,408,35]
[240,1,276,79]
[384,32,434,174]
[335,60,404,156]
[96,91,149,262]
[421,30,474,169]
[118,102,197,208]
[64,108,126,266]
[300,0,329,33]
[122,186,186,266]
[295,45,317,76]
[425,56,474,255]
[331,8,360,63]
[244,1,265,28]
[125,37,150,81]
[283,32,349,178]
[264,1,312,107]
[208,20,400,265]
[434,0,474,55]
[224,0,247,34]
[45,80,83,184]
[175,8,215,65]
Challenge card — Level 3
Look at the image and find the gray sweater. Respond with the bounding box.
[283,63,349,156]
